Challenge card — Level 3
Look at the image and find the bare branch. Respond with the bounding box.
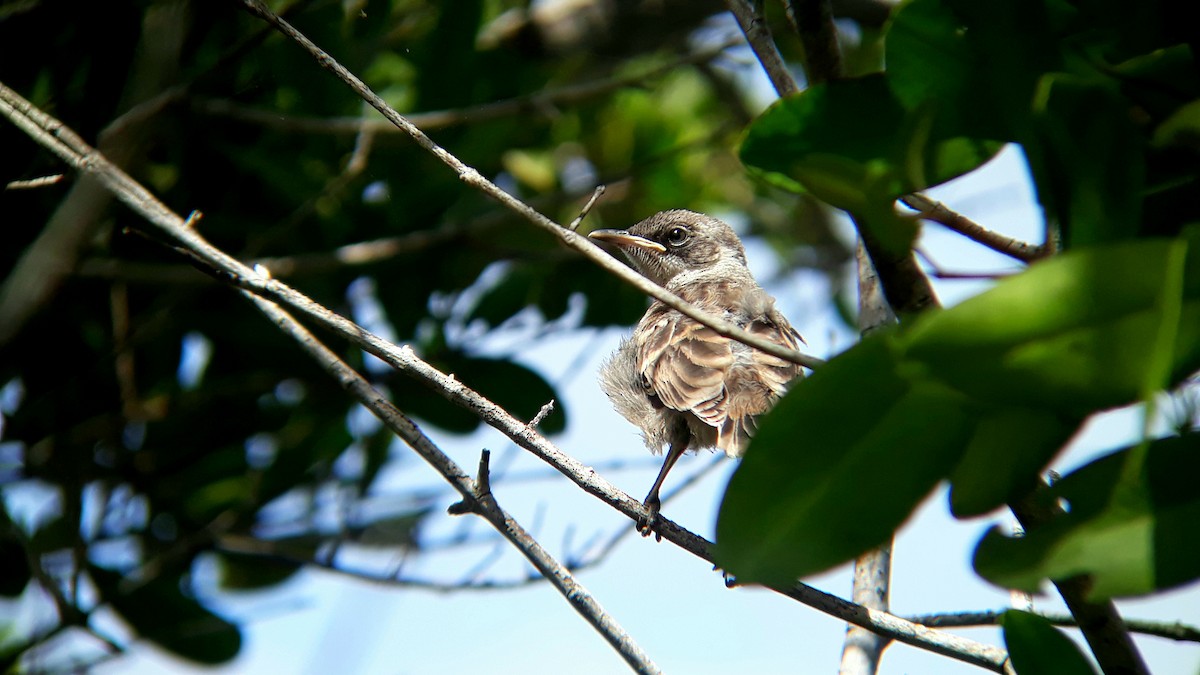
[1009,487,1150,675]
[0,72,1010,674]
[5,173,63,190]
[779,0,842,85]
[840,240,897,675]
[723,0,799,97]
[901,193,1046,263]
[527,400,557,429]
[243,289,662,675]
[568,185,607,232]
[907,610,1200,645]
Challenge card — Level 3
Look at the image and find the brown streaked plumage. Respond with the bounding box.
[590,210,804,536]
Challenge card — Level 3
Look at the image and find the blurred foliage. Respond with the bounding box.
[720,0,1200,611]
[0,0,854,667]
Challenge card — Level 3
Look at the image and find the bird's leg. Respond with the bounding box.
[638,437,688,539]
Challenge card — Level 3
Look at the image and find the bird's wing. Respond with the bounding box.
[636,301,805,455]
[635,305,733,430]
[744,311,805,399]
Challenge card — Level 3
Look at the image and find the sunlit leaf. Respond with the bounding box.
[716,337,975,585]
[903,237,1200,414]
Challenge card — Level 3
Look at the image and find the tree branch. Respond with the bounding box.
[901,193,1046,263]
[0,84,1012,673]
[780,0,842,85]
[840,239,897,675]
[242,287,662,675]
[1009,488,1150,675]
[724,0,800,96]
[906,610,1200,645]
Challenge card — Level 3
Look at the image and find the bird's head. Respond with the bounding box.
[587,210,748,287]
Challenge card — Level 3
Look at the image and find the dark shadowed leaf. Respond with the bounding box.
[949,407,1081,518]
[1003,610,1098,675]
[91,565,241,664]
[975,433,1200,598]
[0,536,30,597]
[1026,76,1145,247]
[739,74,998,253]
[716,337,976,585]
[217,550,303,591]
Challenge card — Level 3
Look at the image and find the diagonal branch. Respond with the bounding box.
[0,83,1012,673]
[243,289,660,674]
[900,193,1047,263]
[231,0,823,371]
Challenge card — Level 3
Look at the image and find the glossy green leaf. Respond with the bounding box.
[739,75,997,204]
[903,237,1200,414]
[716,337,976,585]
[1003,610,1098,675]
[91,566,241,664]
[975,433,1200,598]
[949,407,1080,518]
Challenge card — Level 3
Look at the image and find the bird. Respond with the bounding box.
[589,209,805,536]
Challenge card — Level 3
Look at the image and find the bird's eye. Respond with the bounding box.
[665,226,689,247]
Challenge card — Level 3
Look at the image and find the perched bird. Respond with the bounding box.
[589,210,805,535]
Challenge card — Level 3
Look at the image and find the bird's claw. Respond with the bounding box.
[637,496,663,541]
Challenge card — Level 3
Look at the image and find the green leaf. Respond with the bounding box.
[886,0,1001,139]
[975,433,1200,598]
[740,75,997,202]
[903,237,1200,415]
[1002,610,1098,675]
[716,337,976,585]
[949,407,1080,518]
[1026,75,1145,246]
[91,565,241,664]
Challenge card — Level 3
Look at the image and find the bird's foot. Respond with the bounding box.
[636,495,663,541]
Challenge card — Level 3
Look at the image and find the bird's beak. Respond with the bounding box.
[587,229,667,253]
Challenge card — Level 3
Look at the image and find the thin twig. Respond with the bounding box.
[527,400,556,429]
[568,185,606,232]
[189,37,741,135]
[724,0,800,96]
[0,77,1010,674]
[229,0,823,370]
[901,193,1045,263]
[907,610,1200,644]
[243,290,662,675]
[5,173,64,190]
[840,239,897,675]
